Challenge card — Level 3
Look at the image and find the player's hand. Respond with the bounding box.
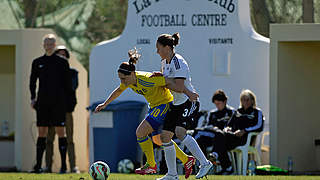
[94,103,106,113]
[31,99,36,109]
[223,126,232,133]
[150,71,163,77]
[235,130,246,137]
[187,91,199,102]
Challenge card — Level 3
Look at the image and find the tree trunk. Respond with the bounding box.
[303,0,314,23]
[23,0,38,27]
[250,0,271,37]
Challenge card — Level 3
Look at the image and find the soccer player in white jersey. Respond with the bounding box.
[155,33,213,180]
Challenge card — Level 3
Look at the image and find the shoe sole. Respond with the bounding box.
[195,163,213,179]
[135,170,157,175]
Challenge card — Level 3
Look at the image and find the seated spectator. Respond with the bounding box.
[210,89,264,175]
[193,89,235,157]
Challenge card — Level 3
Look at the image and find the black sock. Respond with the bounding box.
[36,137,46,169]
[59,137,68,170]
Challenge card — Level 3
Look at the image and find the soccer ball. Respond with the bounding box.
[89,161,110,180]
[117,159,134,173]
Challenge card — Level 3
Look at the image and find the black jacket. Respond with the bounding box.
[29,54,72,108]
[227,106,264,133]
[206,105,235,130]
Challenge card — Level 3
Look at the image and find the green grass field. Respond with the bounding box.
[0,173,320,180]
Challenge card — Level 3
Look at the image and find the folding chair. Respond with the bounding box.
[230,132,261,175]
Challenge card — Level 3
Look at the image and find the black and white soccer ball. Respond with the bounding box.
[89,161,110,180]
[117,159,134,173]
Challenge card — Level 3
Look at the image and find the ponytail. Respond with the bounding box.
[118,48,141,75]
[157,32,180,48]
[128,47,141,65]
[172,33,180,46]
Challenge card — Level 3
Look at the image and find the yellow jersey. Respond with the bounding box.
[119,71,173,108]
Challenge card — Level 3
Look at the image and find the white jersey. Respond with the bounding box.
[161,53,195,105]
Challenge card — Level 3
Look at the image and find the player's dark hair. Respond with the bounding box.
[157,33,180,49]
[212,89,228,103]
[118,48,141,75]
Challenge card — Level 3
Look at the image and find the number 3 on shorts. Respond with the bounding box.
[182,109,188,117]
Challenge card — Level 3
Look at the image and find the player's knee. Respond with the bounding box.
[135,128,145,138]
[38,127,48,137]
[55,127,66,137]
[175,127,187,141]
[136,131,148,139]
[176,133,185,141]
[160,135,170,143]
[160,131,173,143]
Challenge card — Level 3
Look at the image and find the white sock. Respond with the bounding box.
[182,135,209,165]
[163,141,177,175]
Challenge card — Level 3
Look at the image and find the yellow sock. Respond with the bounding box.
[172,140,188,164]
[137,136,156,167]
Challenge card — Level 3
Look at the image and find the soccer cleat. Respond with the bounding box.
[184,156,196,179]
[195,161,213,179]
[71,166,80,173]
[59,167,67,174]
[135,163,157,175]
[59,164,67,174]
[156,173,179,180]
[42,167,52,173]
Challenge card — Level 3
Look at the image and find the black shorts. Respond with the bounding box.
[163,100,200,132]
[36,105,66,127]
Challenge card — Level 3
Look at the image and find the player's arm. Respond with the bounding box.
[150,73,199,101]
[165,78,184,92]
[29,60,38,109]
[94,85,125,113]
[183,86,199,101]
[151,75,183,92]
[165,78,199,101]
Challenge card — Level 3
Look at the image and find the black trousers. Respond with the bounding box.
[212,131,247,169]
[194,133,215,156]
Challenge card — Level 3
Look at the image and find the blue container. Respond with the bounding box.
[88,101,147,172]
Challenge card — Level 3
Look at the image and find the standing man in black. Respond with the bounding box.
[29,34,71,173]
[45,45,79,173]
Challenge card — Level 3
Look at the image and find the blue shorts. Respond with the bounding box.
[145,102,171,132]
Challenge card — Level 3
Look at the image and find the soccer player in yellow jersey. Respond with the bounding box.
[94,48,196,178]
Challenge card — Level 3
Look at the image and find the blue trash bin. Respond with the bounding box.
[88,100,147,172]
